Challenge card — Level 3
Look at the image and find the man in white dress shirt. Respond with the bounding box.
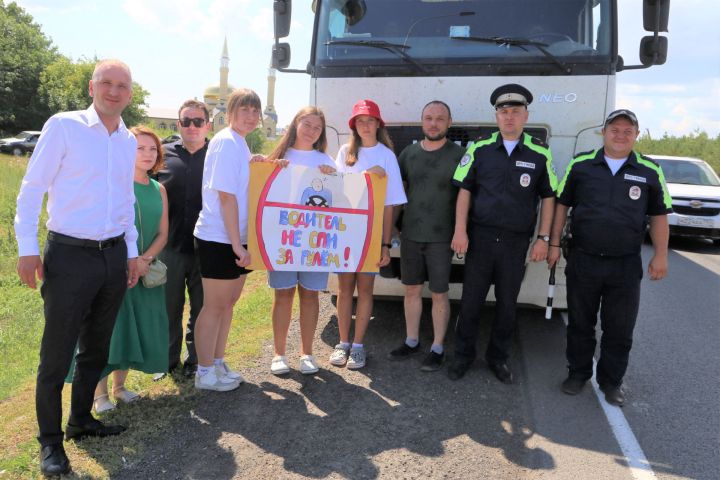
[14,59,139,477]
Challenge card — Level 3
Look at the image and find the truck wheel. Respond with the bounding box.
[12,147,23,156]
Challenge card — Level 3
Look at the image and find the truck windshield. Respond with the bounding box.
[314,0,613,75]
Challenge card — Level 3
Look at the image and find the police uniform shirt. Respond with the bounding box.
[557,148,672,256]
[157,140,208,254]
[453,131,557,235]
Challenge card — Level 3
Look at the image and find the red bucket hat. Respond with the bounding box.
[348,99,385,129]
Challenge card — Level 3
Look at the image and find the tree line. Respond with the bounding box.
[636,130,720,174]
[0,1,147,136]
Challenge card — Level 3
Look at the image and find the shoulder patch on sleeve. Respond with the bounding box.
[637,152,660,167]
[529,136,549,148]
[573,149,594,160]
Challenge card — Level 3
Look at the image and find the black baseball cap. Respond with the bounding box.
[604,109,639,127]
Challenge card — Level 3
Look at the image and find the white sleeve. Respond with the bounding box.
[207,138,242,195]
[123,136,139,258]
[14,116,66,256]
[383,151,407,206]
[334,144,349,172]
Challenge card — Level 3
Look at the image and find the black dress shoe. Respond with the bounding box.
[40,443,70,477]
[181,362,198,377]
[65,418,127,441]
[447,360,472,381]
[600,385,625,407]
[488,362,513,384]
[561,376,587,395]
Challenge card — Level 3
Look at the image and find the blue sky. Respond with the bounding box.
[16,0,720,138]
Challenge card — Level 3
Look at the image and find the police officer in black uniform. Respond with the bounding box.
[548,109,671,406]
[448,84,558,383]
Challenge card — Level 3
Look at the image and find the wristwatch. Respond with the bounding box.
[382,243,393,249]
[537,234,550,242]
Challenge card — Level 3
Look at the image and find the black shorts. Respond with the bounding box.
[400,238,453,293]
[194,237,252,280]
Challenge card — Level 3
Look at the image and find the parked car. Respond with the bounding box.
[0,131,42,156]
[161,133,181,144]
[649,155,720,244]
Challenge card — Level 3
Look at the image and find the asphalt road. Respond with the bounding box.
[119,238,718,479]
[619,239,720,480]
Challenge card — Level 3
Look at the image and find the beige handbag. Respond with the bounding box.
[136,200,167,288]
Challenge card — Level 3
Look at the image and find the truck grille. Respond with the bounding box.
[386,125,549,152]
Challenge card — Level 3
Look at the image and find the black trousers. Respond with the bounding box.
[565,250,642,387]
[37,237,127,446]
[454,228,529,364]
[160,248,203,368]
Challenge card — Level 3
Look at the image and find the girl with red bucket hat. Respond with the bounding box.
[330,100,407,370]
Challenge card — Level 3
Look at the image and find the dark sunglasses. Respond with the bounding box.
[179,117,206,128]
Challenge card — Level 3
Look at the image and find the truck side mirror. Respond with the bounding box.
[639,35,668,65]
[274,0,292,39]
[272,43,291,69]
[643,0,670,32]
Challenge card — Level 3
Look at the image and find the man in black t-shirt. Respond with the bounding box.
[156,99,211,377]
[389,101,464,372]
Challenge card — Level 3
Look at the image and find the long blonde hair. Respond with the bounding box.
[345,126,394,166]
[267,106,328,161]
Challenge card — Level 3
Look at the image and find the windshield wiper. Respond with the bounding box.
[450,36,571,74]
[325,39,429,74]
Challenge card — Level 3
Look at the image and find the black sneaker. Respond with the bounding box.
[388,342,421,360]
[420,351,444,372]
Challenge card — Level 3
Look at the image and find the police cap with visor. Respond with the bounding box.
[490,84,533,109]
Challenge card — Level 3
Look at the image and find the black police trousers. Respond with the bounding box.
[565,249,642,388]
[454,227,529,364]
[36,237,127,446]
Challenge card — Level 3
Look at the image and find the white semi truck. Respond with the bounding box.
[271,0,670,308]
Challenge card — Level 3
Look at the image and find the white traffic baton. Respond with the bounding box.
[545,265,556,320]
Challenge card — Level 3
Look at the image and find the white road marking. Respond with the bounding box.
[561,312,657,480]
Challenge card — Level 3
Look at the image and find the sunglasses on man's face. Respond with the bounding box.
[179,117,206,128]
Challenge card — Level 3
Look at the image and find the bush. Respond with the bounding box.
[636,130,720,174]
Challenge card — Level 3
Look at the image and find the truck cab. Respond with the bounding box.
[272,0,669,308]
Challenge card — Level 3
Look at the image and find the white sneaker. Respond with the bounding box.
[299,355,319,375]
[216,362,244,383]
[329,344,350,366]
[271,355,290,375]
[195,369,239,391]
[347,346,366,370]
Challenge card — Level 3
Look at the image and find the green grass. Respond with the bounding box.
[0,271,274,478]
[0,153,277,477]
[0,155,47,400]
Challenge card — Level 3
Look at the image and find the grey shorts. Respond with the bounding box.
[400,238,453,293]
[267,270,329,291]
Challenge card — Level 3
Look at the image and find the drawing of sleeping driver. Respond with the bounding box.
[300,177,333,208]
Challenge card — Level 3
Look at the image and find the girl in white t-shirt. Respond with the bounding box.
[192,88,262,392]
[264,107,337,375]
[331,100,407,369]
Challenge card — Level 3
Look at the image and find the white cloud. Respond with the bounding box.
[248,7,274,41]
[23,0,97,16]
[618,78,720,137]
[121,0,266,42]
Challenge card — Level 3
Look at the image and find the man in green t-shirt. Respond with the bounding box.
[389,100,465,372]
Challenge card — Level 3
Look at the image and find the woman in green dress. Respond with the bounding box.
[92,126,170,412]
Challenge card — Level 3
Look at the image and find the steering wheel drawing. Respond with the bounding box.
[306,195,329,208]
